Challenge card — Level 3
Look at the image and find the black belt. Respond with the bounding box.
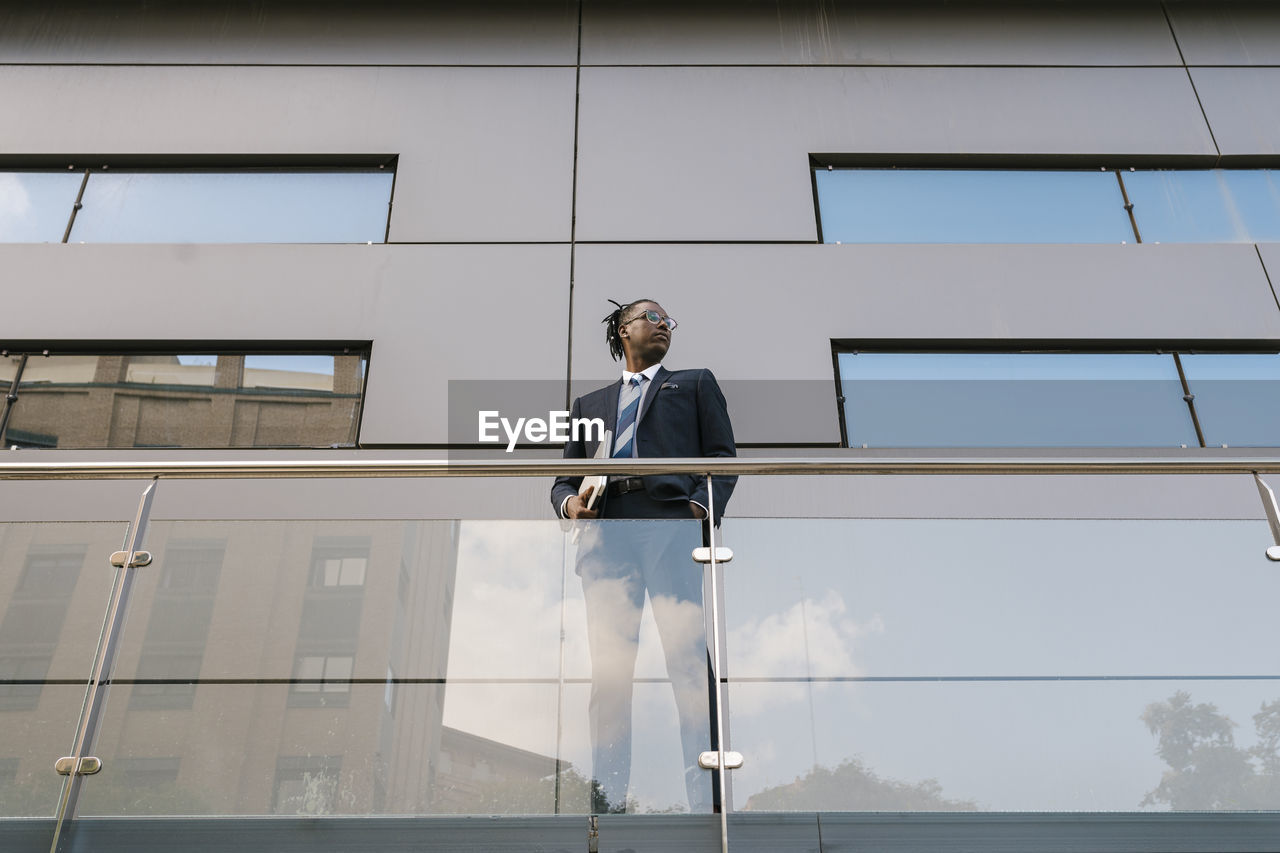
[607,476,646,497]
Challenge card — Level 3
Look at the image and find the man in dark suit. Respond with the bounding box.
[551,299,736,813]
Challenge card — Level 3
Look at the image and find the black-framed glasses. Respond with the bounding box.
[625,310,678,331]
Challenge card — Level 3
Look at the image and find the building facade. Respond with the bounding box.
[3,2,1280,850]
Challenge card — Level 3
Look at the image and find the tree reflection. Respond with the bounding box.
[743,757,976,811]
[1142,691,1280,809]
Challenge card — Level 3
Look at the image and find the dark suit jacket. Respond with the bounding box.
[550,367,737,525]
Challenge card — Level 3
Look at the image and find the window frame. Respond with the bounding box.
[0,345,372,450]
[811,161,1280,245]
[832,341,1280,450]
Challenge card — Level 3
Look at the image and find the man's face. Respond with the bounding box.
[619,300,672,364]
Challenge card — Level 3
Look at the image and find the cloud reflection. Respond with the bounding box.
[729,591,882,714]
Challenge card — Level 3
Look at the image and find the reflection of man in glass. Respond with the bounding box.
[551,299,736,813]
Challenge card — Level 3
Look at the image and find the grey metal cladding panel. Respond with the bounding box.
[1191,68,1280,158]
[574,67,1213,242]
[593,815,720,852]
[0,244,571,445]
[0,1,579,65]
[0,66,576,243]
[727,474,1265,520]
[0,475,559,522]
[572,243,1280,438]
[727,812,821,853]
[1167,1,1280,66]
[60,816,587,853]
[816,812,1280,853]
[582,0,1179,66]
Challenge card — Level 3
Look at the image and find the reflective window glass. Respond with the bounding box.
[2,351,367,449]
[125,355,216,387]
[1180,353,1280,447]
[0,171,81,242]
[243,355,337,391]
[1124,169,1280,243]
[839,352,1197,447]
[815,169,1133,243]
[69,170,393,243]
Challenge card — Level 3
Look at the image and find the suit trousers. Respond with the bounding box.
[576,490,713,813]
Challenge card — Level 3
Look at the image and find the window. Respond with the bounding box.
[311,555,368,589]
[815,167,1280,244]
[129,654,203,709]
[837,349,1280,448]
[0,547,86,711]
[158,541,225,595]
[290,654,354,707]
[292,654,355,693]
[0,171,83,242]
[129,541,222,710]
[0,350,368,449]
[1,167,394,244]
[1178,354,1280,447]
[1123,169,1280,244]
[815,168,1132,243]
[13,548,85,597]
[308,539,371,591]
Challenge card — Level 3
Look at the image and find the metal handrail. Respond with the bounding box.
[5,453,1280,479]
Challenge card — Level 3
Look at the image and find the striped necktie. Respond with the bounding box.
[612,375,645,459]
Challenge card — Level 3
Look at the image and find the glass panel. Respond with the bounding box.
[838,352,1198,447]
[1125,169,1280,243]
[731,680,1280,812]
[815,169,1133,243]
[1180,353,1280,447]
[0,686,94,819]
[724,517,1280,811]
[0,171,81,242]
[96,518,712,815]
[4,352,365,448]
[69,171,393,243]
[0,523,131,824]
[76,682,698,816]
[0,523,132,682]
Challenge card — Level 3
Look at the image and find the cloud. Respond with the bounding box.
[728,591,882,715]
[0,174,33,233]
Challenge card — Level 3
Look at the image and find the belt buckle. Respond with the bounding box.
[615,476,642,496]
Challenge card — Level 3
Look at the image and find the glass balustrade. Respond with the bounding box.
[721,516,1280,813]
[1,470,1279,852]
[66,517,714,820]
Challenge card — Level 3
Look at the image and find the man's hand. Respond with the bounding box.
[565,487,599,520]
[689,502,708,520]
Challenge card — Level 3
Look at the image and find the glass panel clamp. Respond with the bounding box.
[54,756,101,776]
[109,550,151,568]
[692,546,733,564]
[698,750,745,770]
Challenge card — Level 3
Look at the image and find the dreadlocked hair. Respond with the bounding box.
[602,298,660,361]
